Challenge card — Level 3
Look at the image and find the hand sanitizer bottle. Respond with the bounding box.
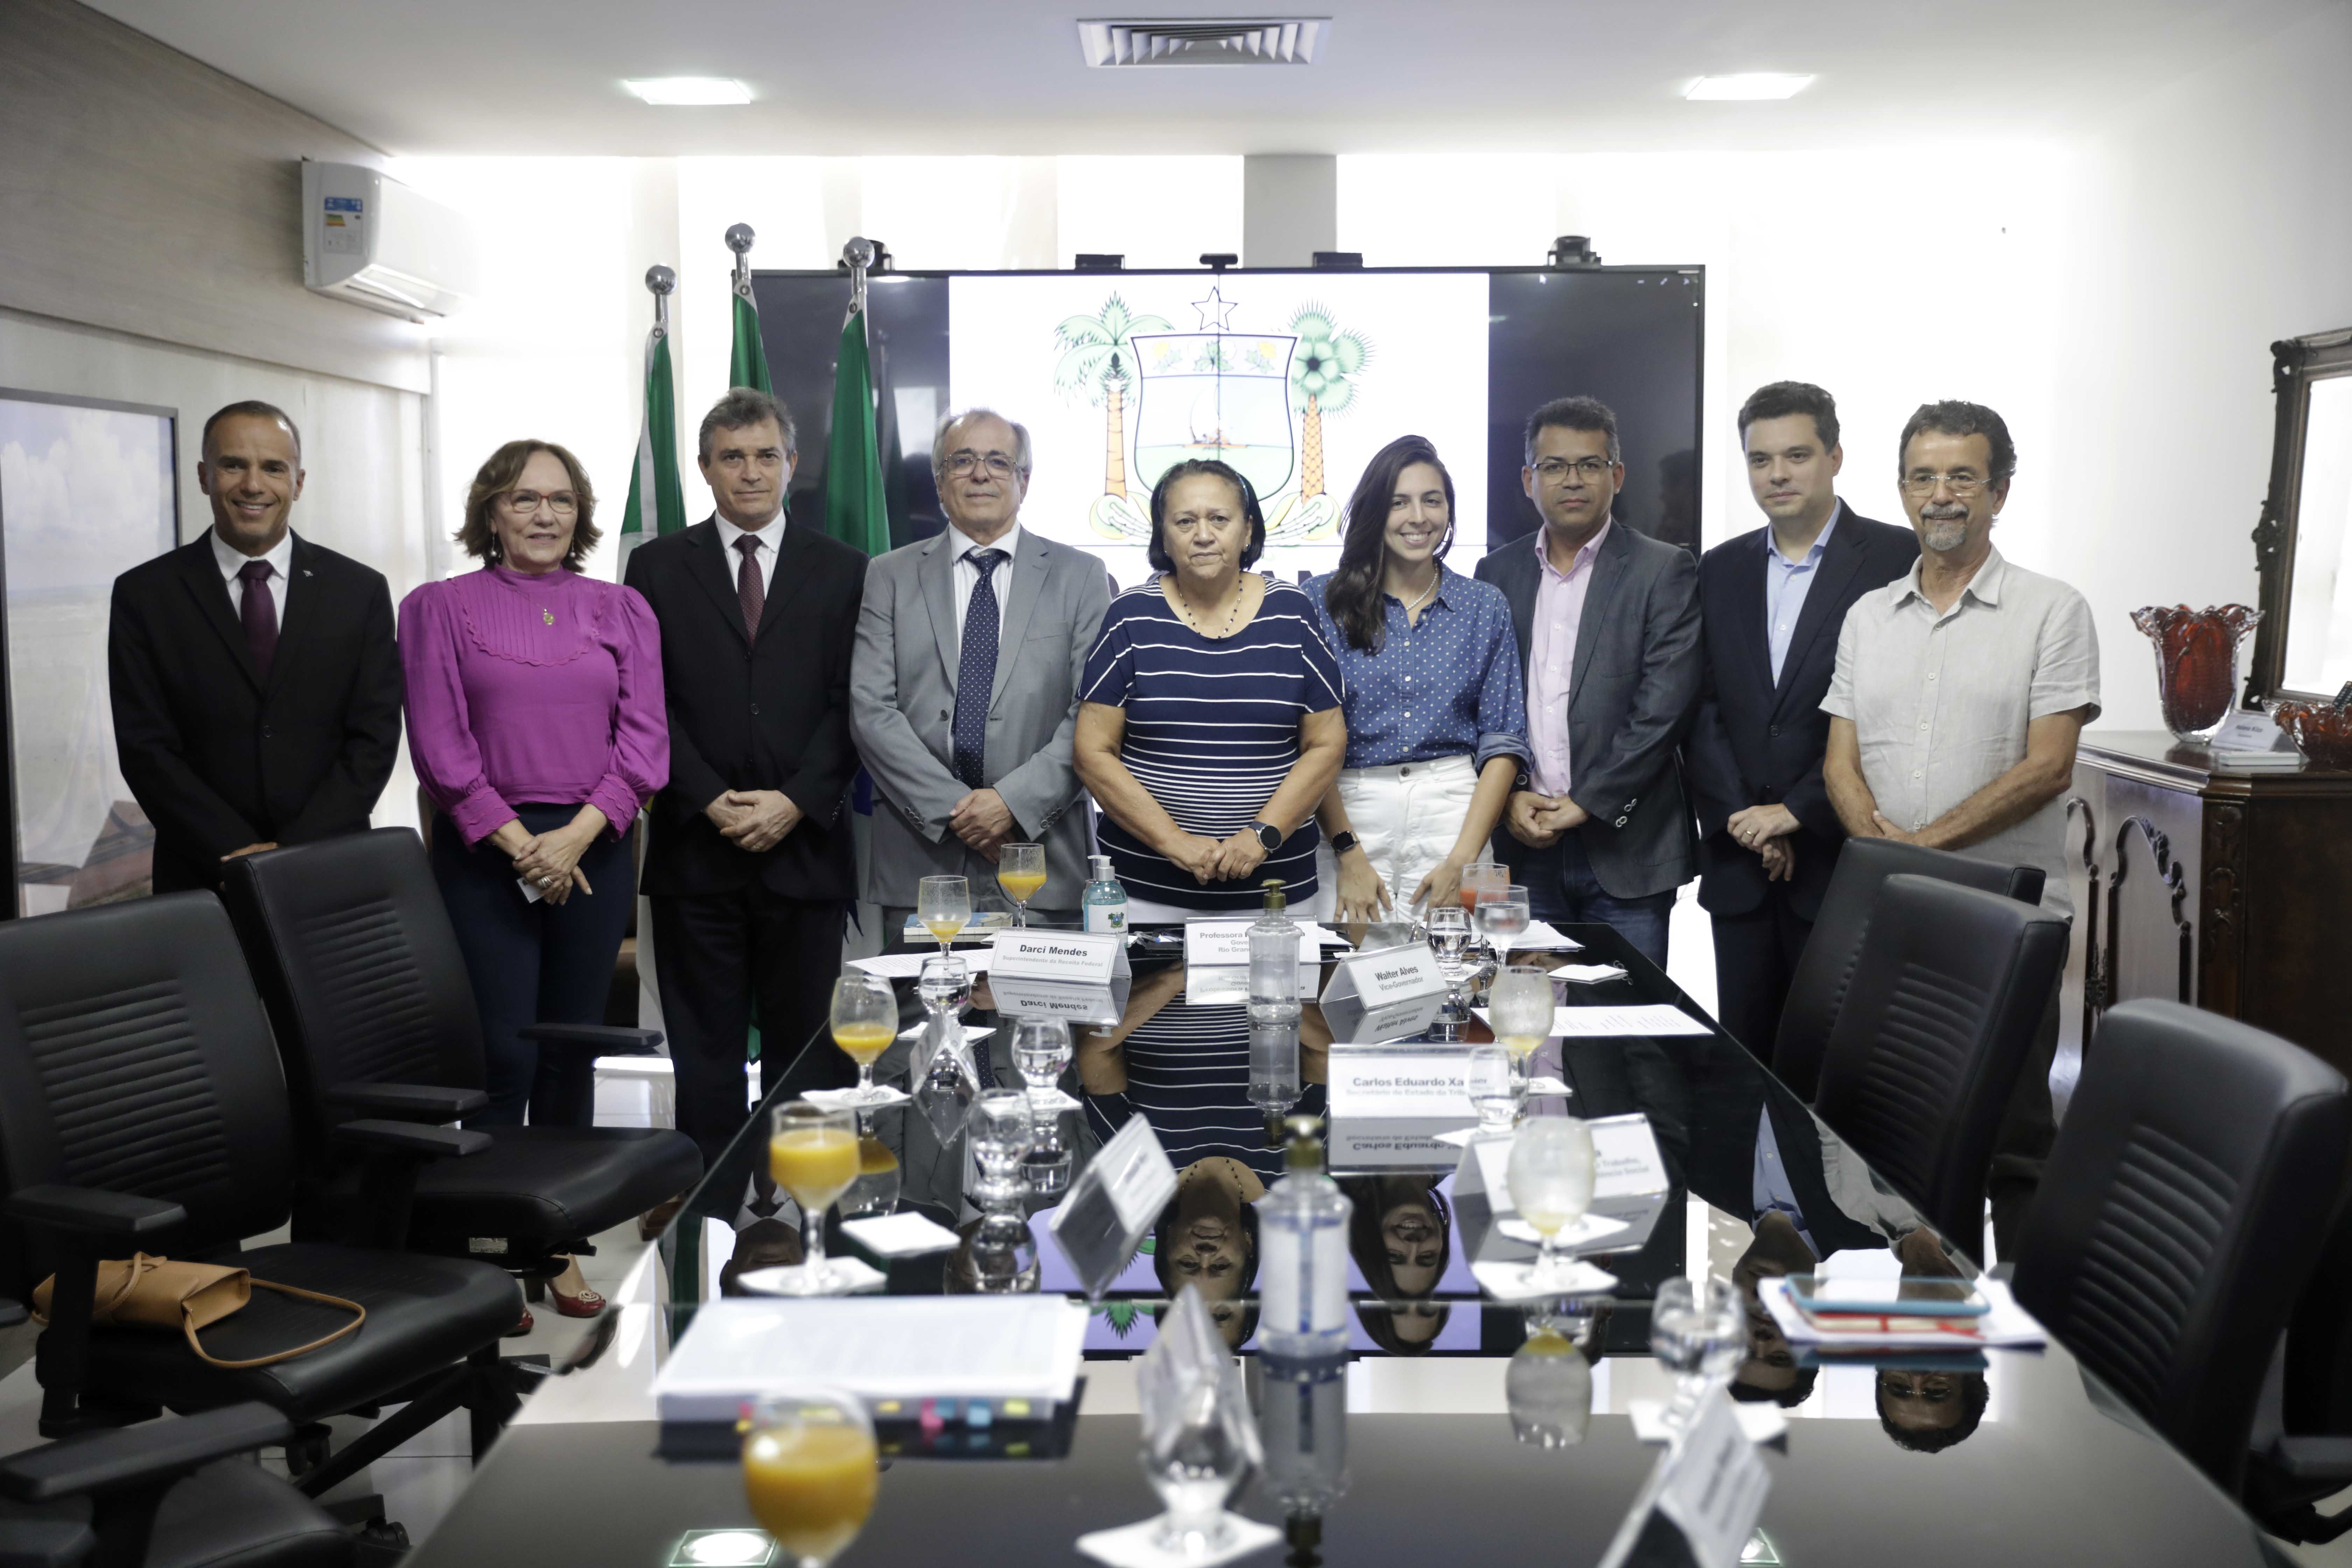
[1259,1115,1352,1360]
[1248,880,1303,1133]
[1082,854,1128,934]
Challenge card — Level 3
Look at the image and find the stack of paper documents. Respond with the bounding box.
[1758,1275,2046,1353]
[654,1297,1089,1422]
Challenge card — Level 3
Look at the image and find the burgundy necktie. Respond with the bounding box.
[238,559,278,681]
[734,534,764,642]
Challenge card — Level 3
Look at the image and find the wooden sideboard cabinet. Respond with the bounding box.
[2061,731,2352,1077]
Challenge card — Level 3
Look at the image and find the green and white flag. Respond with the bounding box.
[824,294,891,558]
[617,320,686,569]
[730,268,774,395]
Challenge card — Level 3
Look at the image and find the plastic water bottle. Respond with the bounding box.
[1082,854,1128,934]
[1248,880,1302,1129]
[1259,1115,1353,1360]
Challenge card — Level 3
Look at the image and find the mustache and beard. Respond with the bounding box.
[1919,503,1972,554]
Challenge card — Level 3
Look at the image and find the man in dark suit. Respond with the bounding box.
[1689,382,1918,1061]
[1476,397,1702,967]
[624,388,868,1163]
[109,400,401,895]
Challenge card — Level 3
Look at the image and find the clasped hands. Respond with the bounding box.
[502,808,609,905]
[1727,803,1800,882]
[706,789,803,855]
[1505,790,1590,851]
[1164,827,1272,887]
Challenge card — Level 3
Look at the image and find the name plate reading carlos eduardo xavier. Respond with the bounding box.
[988,930,1131,986]
[1326,1051,1473,1120]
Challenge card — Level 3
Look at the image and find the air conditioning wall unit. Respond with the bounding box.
[301,161,479,321]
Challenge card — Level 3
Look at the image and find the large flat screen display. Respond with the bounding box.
[750,266,1702,583]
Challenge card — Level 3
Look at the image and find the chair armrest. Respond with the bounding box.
[6,1185,186,1238]
[326,1082,489,1122]
[331,1121,491,1159]
[2266,1435,2352,1483]
[0,1402,291,1502]
[519,1023,664,1054]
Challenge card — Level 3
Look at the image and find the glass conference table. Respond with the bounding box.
[408,922,2291,1567]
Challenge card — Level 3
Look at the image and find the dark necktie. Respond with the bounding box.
[238,559,278,681]
[952,549,1007,788]
[734,534,764,642]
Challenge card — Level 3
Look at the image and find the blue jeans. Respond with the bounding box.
[1518,831,1674,970]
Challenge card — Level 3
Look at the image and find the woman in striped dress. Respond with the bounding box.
[1074,458,1346,918]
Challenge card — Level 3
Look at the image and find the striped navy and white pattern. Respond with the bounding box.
[1079,578,1345,912]
[1104,1000,1281,1180]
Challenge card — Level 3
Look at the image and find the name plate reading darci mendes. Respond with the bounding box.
[989,931,1132,986]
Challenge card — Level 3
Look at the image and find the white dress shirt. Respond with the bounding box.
[949,521,1022,657]
[1823,544,2101,920]
[211,526,295,619]
[714,511,784,597]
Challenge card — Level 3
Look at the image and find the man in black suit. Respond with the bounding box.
[1475,397,1702,967]
[624,388,868,1163]
[1688,382,1919,1060]
[109,400,401,895]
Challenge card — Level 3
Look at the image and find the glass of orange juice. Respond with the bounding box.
[767,1101,861,1295]
[830,972,899,1107]
[742,1389,877,1566]
[996,842,1046,929]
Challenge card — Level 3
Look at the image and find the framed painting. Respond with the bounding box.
[0,389,178,917]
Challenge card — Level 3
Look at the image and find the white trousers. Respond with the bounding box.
[1311,752,1480,919]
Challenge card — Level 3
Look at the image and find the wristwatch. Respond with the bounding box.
[1329,830,1360,856]
[1250,821,1284,852]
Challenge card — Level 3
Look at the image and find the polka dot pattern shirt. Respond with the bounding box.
[1303,566,1530,772]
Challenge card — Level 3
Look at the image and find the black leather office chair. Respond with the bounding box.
[220,830,701,1289]
[0,1397,352,1567]
[2011,999,2350,1496]
[1773,838,2045,1101]
[1809,874,2068,1259]
[0,895,520,1498]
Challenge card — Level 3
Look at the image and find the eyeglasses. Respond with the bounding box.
[502,490,578,515]
[1532,457,1612,483]
[946,451,1016,477]
[1900,471,1988,498]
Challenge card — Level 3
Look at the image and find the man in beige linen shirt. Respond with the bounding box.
[1821,399,2099,1254]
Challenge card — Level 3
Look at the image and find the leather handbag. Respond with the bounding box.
[30,1253,367,1369]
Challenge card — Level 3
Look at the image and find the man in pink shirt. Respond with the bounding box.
[1473,397,1702,966]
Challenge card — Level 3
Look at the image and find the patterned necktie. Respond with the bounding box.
[734,533,764,642]
[238,559,278,681]
[952,549,1007,788]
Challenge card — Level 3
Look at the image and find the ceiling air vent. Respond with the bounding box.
[1078,18,1329,66]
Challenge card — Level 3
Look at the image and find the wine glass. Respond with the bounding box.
[996,843,1046,929]
[1457,859,1509,915]
[841,1112,902,1218]
[741,1388,878,1567]
[917,875,971,958]
[969,1088,1034,1205]
[1488,964,1557,1100]
[1476,883,1532,959]
[830,972,899,1106]
[1507,1117,1596,1291]
[1011,1017,1074,1110]
[767,1101,860,1295]
[1467,1044,1518,1133]
[917,953,969,1016]
[1427,905,1474,988]
[1650,1276,1746,1437]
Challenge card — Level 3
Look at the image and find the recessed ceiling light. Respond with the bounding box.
[1684,73,1813,101]
[624,77,752,106]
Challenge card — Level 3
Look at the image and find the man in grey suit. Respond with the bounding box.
[852,408,1113,924]
[1474,396,1703,966]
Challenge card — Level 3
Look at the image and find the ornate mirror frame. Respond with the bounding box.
[2248,325,2352,705]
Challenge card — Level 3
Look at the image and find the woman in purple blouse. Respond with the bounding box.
[400,439,667,1182]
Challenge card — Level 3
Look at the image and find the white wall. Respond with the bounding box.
[2042,2,2352,730]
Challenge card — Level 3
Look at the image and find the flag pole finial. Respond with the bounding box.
[841,236,876,315]
[725,224,756,288]
[644,264,676,329]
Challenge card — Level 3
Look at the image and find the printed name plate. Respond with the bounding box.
[1319,942,1450,1043]
[1326,1049,1473,1120]
[989,930,1130,985]
[987,975,1129,1027]
[1183,918,1320,969]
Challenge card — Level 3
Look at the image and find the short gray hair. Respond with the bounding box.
[932,408,1032,482]
[698,387,796,463]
